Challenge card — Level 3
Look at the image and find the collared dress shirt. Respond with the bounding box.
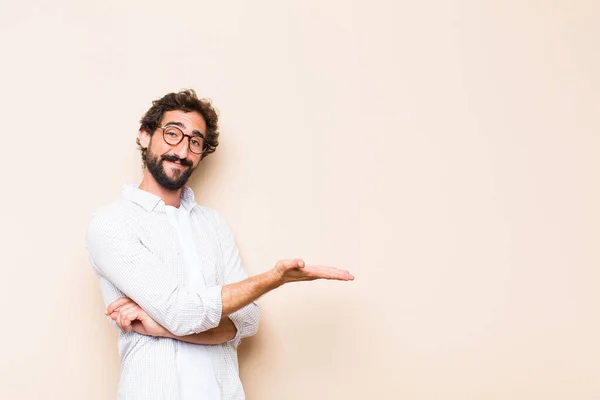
[85,184,260,400]
[164,203,219,400]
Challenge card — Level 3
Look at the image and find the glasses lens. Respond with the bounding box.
[188,136,203,154]
[163,126,183,144]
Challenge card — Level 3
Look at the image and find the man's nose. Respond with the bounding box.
[172,137,190,159]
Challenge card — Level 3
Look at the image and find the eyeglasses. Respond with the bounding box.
[161,125,205,155]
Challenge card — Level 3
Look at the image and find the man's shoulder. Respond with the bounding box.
[86,198,141,239]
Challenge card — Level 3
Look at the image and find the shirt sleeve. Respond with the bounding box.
[209,209,261,348]
[86,209,223,336]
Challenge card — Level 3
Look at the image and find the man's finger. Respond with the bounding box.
[116,310,125,331]
[281,258,305,270]
[109,304,132,321]
[306,265,354,281]
[106,297,133,315]
[119,304,136,315]
[115,305,134,330]
[121,311,134,332]
[117,309,134,332]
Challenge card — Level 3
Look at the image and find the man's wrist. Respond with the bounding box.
[265,268,285,289]
[160,328,176,339]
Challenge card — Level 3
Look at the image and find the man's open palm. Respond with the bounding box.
[275,259,354,283]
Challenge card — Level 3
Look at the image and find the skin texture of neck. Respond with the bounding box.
[138,168,182,208]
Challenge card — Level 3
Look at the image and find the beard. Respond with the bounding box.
[145,149,195,191]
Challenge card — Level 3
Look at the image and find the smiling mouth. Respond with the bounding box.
[164,160,187,167]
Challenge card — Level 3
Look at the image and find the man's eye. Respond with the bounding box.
[166,131,178,137]
[191,139,201,147]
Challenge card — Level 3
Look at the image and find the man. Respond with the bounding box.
[85,89,354,400]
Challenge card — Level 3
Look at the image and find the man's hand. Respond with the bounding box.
[273,258,354,284]
[105,297,169,337]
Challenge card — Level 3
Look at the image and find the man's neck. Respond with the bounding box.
[138,169,182,208]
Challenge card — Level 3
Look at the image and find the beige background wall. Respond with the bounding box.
[0,1,598,399]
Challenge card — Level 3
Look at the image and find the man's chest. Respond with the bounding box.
[136,211,225,287]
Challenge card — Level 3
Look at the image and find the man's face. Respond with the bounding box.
[139,110,207,191]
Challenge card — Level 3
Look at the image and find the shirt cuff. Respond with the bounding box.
[193,285,223,334]
[227,312,244,348]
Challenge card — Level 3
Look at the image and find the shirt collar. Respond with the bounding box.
[122,184,196,212]
[179,186,197,211]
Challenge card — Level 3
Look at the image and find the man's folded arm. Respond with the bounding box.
[86,212,223,336]
[89,209,353,339]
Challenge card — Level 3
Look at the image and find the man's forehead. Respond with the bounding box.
[161,110,206,132]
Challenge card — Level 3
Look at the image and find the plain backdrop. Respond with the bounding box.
[0,1,598,399]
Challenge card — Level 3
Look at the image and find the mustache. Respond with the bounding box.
[161,154,193,167]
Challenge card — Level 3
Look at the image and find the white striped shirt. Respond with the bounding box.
[86,184,260,399]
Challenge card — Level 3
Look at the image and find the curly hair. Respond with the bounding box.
[137,89,220,162]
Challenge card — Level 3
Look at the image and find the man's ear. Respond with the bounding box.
[138,130,151,149]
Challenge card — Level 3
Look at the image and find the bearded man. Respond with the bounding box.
[85,89,354,400]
